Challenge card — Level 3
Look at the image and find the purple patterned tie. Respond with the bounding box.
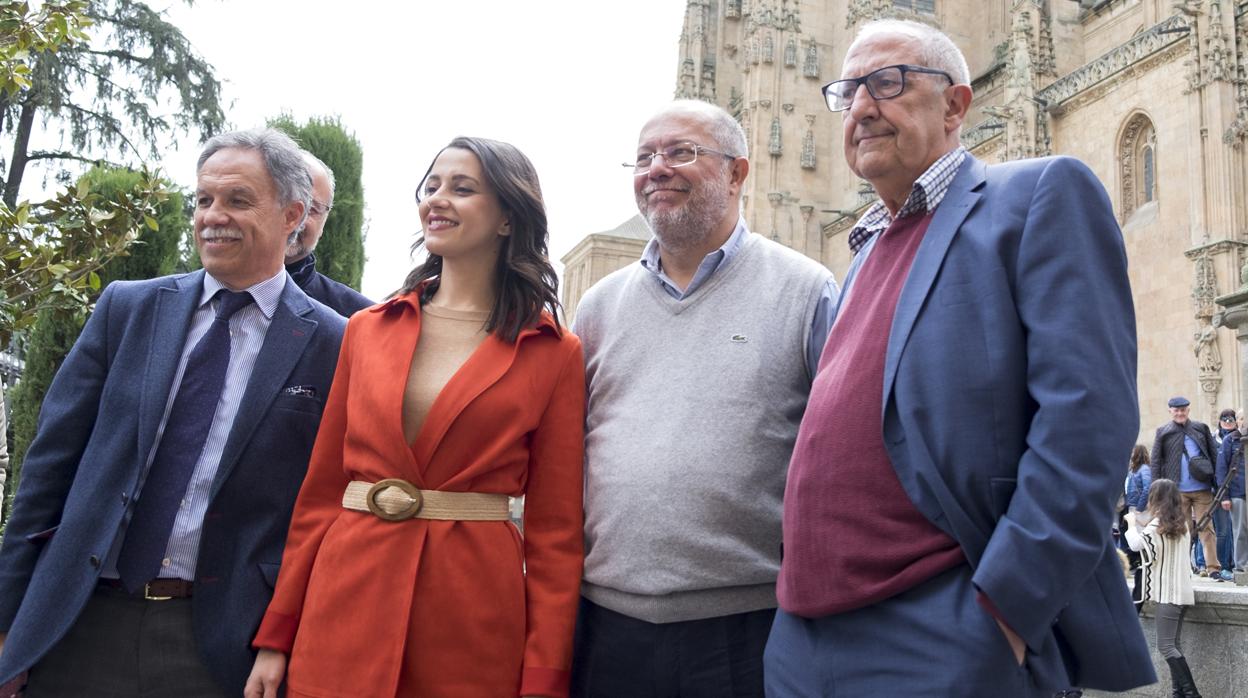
[117,290,253,591]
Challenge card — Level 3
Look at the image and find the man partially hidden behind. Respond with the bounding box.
[0,129,347,696]
[569,100,836,697]
[283,150,372,317]
[1153,396,1231,580]
[765,20,1153,696]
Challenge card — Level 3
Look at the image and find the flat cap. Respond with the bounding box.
[1168,396,1191,408]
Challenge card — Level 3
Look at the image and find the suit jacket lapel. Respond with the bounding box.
[210,278,316,500]
[137,271,204,468]
[883,157,985,404]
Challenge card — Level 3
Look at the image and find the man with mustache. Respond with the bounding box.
[765,19,1153,696]
[569,100,836,697]
[283,150,372,317]
[0,128,346,697]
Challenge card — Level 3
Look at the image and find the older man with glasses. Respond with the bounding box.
[568,99,835,697]
[764,19,1154,697]
[282,151,372,317]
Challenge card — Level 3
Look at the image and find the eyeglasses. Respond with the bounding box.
[822,64,955,112]
[309,200,332,217]
[624,141,738,175]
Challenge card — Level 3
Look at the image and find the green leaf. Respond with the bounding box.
[143,214,158,231]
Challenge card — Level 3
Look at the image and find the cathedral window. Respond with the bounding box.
[1118,113,1157,219]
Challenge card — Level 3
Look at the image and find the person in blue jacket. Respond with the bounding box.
[1215,412,1247,573]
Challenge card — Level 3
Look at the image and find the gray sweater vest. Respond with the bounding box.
[572,232,831,623]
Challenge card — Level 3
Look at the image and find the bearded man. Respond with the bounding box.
[567,100,836,698]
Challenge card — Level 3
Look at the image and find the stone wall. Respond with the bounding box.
[1085,581,1248,698]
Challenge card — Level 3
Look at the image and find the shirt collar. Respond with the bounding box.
[639,216,748,276]
[847,147,967,254]
[201,267,287,320]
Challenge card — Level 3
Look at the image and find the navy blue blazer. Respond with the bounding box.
[0,270,346,693]
[838,155,1154,691]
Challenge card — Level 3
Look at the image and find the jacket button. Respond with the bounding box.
[89,555,101,568]
[121,493,129,504]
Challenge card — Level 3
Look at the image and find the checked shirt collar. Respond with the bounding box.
[847,147,967,255]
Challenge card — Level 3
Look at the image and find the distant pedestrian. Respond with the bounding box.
[1151,396,1230,580]
[1124,478,1204,698]
[1215,411,1247,573]
[1123,443,1152,612]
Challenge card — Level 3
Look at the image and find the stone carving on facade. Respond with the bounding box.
[1190,249,1224,411]
[785,36,798,66]
[1036,1,1057,76]
[803,40,820,78]
[678,59,697,99]
[763,32,775,63]
[769,116,783,155]
[1119,112,1154,220]
[801,116,817,170]
[1003,6,1039,160]
[845,0,889,29]
[1203,0,1232,84]
[962,117,1006,151]
[700,62,717,100]
[1224,8,1248,146]
[1037,15,1192,112]
[726,0,741,19]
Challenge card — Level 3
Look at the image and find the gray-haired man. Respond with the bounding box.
[283,150,371,317]
[0,128,346,696]
[570,100,836,697]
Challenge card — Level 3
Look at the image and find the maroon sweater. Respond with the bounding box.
[778,211,965,618]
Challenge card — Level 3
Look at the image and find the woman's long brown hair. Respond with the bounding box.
[1147,478,1186,539]
[400,136,562,343]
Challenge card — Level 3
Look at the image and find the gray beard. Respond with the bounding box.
[285,230,311,262]
[637,171,731,253]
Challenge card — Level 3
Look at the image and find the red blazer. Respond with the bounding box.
[254,293,585,698]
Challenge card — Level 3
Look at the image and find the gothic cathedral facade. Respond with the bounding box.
[561,0,1248,440]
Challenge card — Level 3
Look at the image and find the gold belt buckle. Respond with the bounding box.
[366,478,423,521]
[144,583,173,601]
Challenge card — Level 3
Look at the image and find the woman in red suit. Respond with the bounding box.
[244,137,584,698]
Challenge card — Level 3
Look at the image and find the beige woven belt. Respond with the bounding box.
[342,479,510,522]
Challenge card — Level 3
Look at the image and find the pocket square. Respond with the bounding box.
[282,385,317,398]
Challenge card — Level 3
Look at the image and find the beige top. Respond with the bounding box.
[403,303,490,444]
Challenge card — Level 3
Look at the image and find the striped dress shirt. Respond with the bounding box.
[103,268,287,581]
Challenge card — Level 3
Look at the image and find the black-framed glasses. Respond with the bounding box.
[624,141,738,175]
[822,64,954,112]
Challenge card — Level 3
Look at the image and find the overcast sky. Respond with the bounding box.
[156,0,687,299]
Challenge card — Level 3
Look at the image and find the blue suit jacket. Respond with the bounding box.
[839,155,1154,691]
[0,270,346,693]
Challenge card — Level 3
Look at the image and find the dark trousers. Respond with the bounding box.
[570,596,774,698]
[23,586,226,698]
[763,565,1045,698]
